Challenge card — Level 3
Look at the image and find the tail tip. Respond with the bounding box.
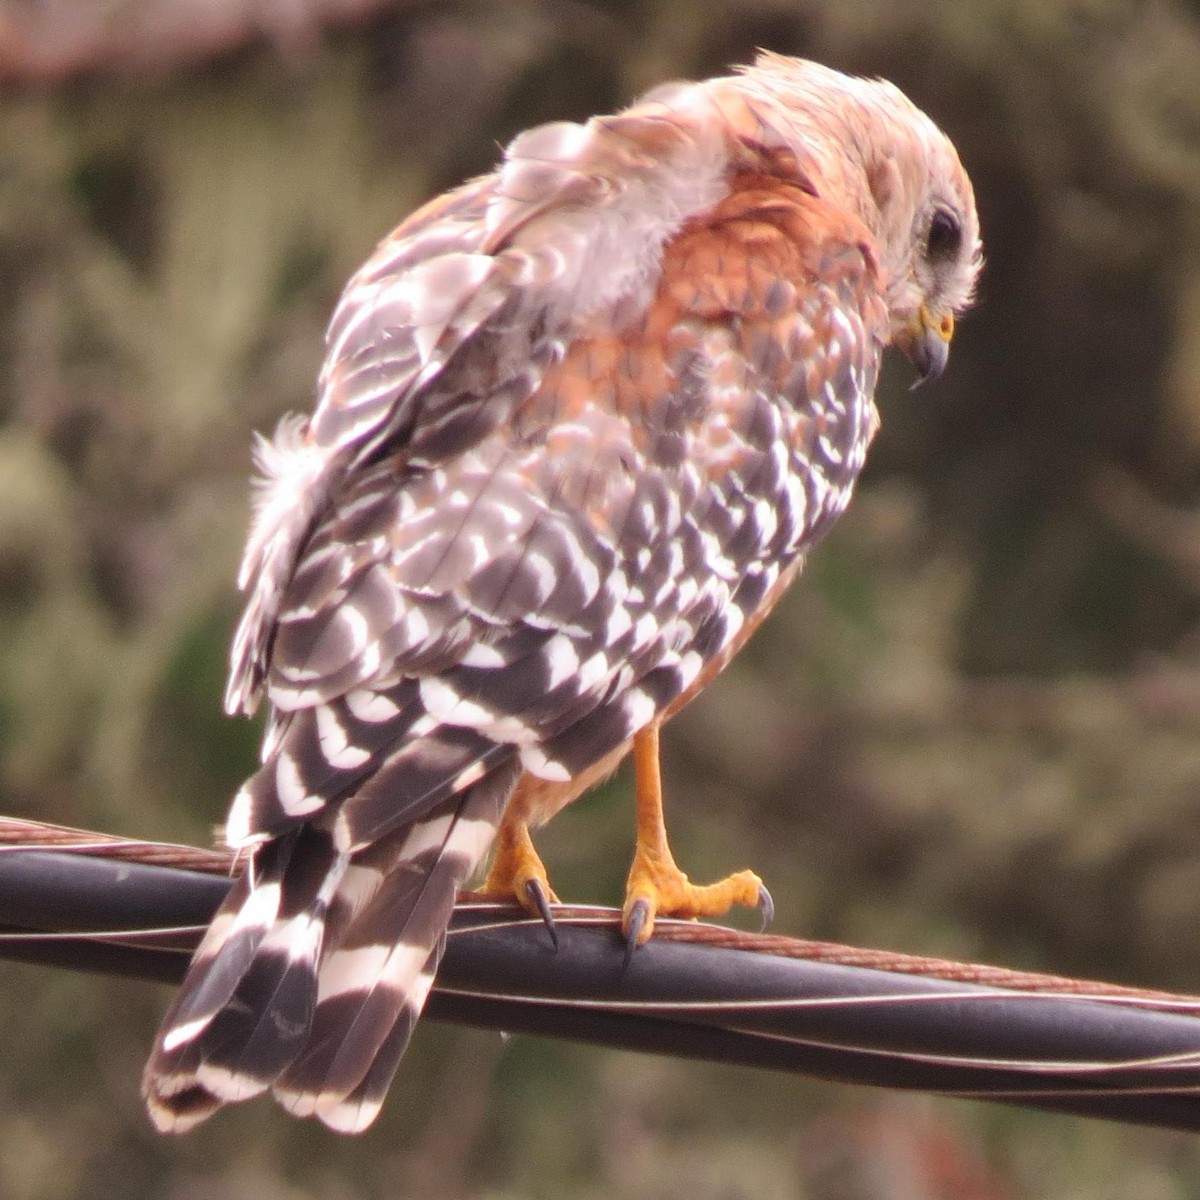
[143,1078,221,1135]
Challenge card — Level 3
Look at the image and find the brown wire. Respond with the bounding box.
[650,924,1200,1011]
[0,816,236,875]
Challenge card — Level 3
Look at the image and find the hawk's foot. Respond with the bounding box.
[624,721,772,958]
[479,818,560,947]
[622,853,771,955]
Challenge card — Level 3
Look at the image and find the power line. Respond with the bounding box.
[2,817,1200,1131]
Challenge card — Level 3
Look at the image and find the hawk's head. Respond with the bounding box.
[729,53,982,383]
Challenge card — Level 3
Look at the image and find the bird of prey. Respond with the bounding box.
[144,52,981,1133]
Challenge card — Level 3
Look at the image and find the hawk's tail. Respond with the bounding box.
[143,760,519,1134]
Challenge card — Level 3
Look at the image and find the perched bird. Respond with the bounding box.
[144,52,981,1133]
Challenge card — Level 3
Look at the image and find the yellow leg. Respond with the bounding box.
[622,722,770,948]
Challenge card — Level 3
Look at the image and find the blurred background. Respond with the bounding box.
[4,0,1200,1196]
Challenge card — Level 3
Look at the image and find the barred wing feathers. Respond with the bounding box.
[225,102,731,720]
[144,94,743,1133]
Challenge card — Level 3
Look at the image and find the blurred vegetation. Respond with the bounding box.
[4,0,1200,1196]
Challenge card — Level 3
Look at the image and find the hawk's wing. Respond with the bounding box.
[226,105,732,719]
[145,102,742,1133]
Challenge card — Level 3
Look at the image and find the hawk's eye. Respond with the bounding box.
[926,208,962,261]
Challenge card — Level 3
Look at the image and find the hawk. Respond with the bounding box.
[144,53,981,1133]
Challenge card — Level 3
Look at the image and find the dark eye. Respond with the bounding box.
[926,208,962,261]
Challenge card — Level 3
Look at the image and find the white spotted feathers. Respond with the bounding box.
[144,53,980,1132]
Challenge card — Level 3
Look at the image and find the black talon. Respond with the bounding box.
[525,878,558,949]
[757,882,775,933]
[623,899,649,970]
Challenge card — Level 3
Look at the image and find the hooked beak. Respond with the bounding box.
[896,305,954,387]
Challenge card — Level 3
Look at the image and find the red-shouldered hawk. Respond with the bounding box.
[144,53,981,1133]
